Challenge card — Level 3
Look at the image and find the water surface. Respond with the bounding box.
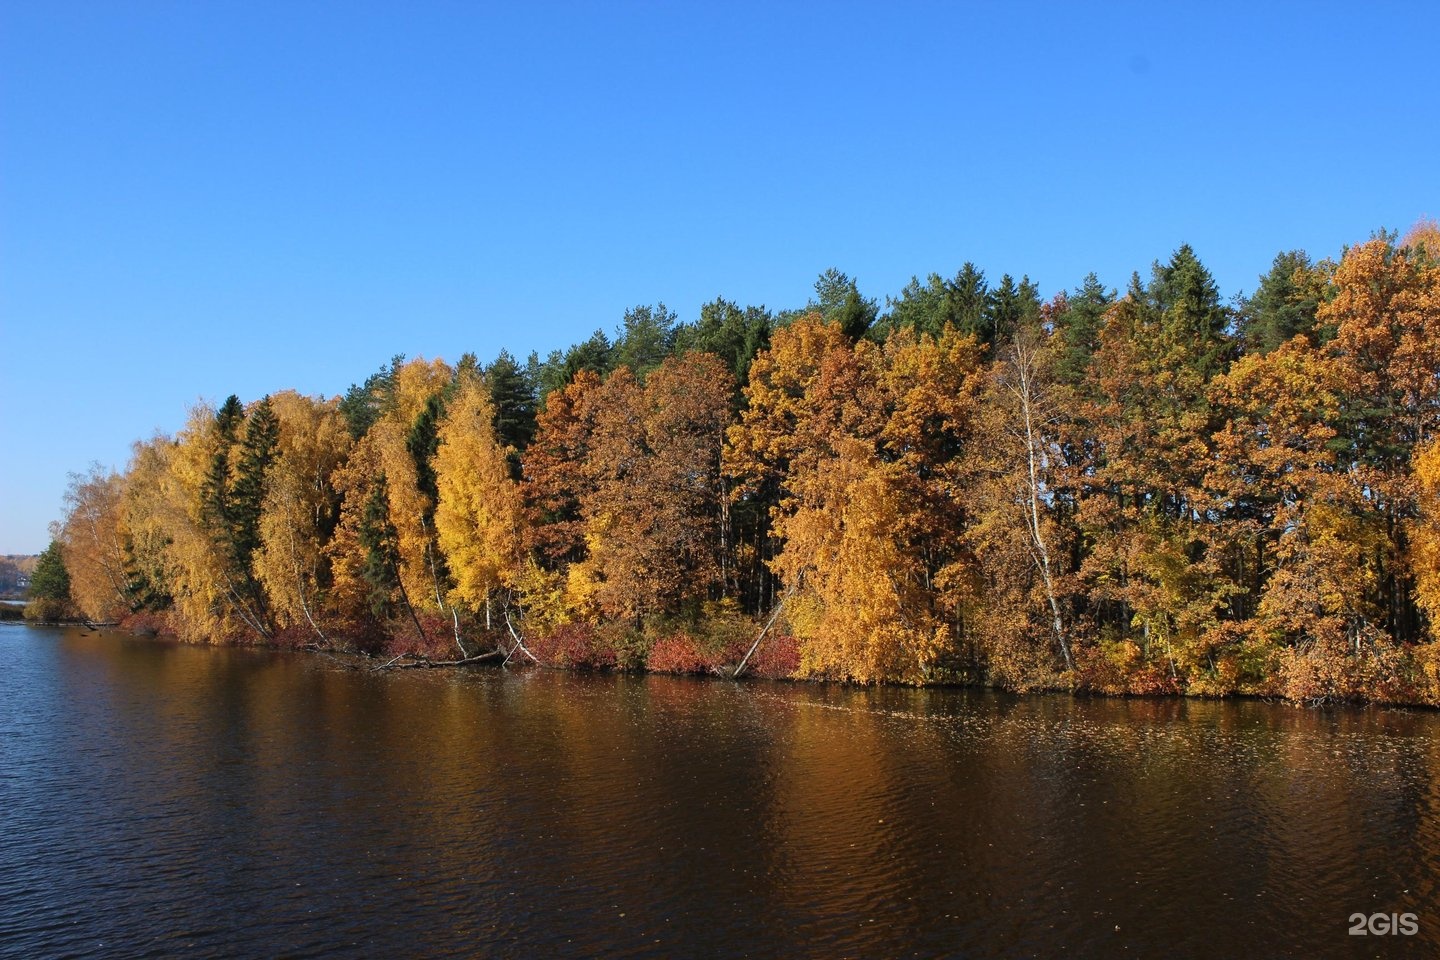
[1,624,1436,958]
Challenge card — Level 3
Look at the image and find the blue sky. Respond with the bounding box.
[1,1,1436,553]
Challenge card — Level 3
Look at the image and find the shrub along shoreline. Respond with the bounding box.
[48,611,1432,709]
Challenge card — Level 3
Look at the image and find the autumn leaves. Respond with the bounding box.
[48,227,1440,700]
[525,354,734,629]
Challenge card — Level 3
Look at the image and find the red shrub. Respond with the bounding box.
[381,614,463,660]
[647,631,718,675]
[746,630,800,680]
[529,622,618,669]
[270,624,312,650]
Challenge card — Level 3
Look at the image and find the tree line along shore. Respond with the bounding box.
[38,222,1440,703]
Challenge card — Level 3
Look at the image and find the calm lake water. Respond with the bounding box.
[1,624,1437,959]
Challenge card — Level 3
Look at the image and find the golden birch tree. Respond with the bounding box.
[57,465,132,622]
[434,371,524,629]
[253,391,351,642]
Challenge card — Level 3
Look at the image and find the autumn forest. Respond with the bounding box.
[45,224,1440,704]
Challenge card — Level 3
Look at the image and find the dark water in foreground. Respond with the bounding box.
[1,624,1437,959]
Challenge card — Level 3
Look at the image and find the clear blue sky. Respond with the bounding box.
[1,1,1435,553]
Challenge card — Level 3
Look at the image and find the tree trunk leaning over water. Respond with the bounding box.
[734,581,796,679]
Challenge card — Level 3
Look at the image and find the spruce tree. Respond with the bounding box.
[813,268,877,340]
[673,298,772,386]
[485,349,538,452]
[1239,250,1319,354]
[358,477,402,619]
[1149,244,1229,380]
[201,394,245,531]
[1053,273,1114,386]
[231,396,278,573]
[26,540,73,621]
[30,540,71,604]
[406,394,445,505]
[879,263,990,342]
[339,354,406,439]
[985,274,1042,347]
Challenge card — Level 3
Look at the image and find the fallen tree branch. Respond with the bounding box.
[386,650,506,670]
[373,652,413,671]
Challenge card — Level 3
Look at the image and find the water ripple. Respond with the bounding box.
[1,626,1437,958]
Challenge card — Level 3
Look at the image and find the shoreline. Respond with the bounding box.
[27,617,1440,711]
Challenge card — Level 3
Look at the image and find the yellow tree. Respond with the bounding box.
[327,438,380,621]
[253,391,351,643]
[57,465,131,622]
[1319,237,1440,645]
[726,315,873,618]
[1208,340,1348,664]
[160,401,255,641]
[726,315,870,493]
[774,436,943,682]
[968,321,1077,684]
[1413,439,1440,630]
[873,325,986,675]
[729,317,975,682]
[434,371,525,631]
[118,436,179,618]
[329,357,453,643]
[380,357,453,612]
[875,325,986,610]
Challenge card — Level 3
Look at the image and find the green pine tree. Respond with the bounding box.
[485,349,539,452]
[1239,250,1319,354]
[673,298,772,386]
[26,540,72,620]
[985,274,1042,347]
[406,393,445,505]
[1053,273,1114,386]
[358,477,402,619]
[613,303,678,379]
[1149,244,1230,380]
[878,263,989,342]
[813,268,876,340]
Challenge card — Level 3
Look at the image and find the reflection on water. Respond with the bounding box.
[1,623,1436,958]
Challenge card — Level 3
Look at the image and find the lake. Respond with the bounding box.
[1,623,1436,958]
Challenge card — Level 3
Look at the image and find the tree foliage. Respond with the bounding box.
[57,465,131,622]
[52,223,1440,703]
[435,371,524,617]
[30,540,71,604]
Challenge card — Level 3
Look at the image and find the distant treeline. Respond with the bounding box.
[48,222,1440,703]
[0,554,38,598]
